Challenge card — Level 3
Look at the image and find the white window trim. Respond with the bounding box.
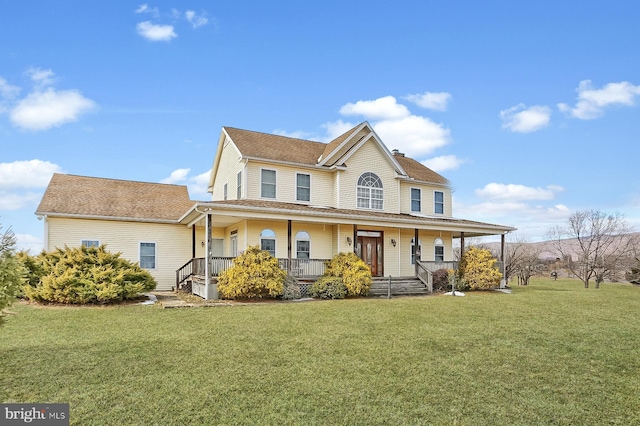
[260,168,277,199]
[260,229,276,257]
[434,238,445,262]
[434,190,444,215]
[356,172,384,210]
[236,171,242,199]
[81,239,100,248]
[139,241,157,270]
[295,172,311,203]
[295,231,311,259]
[410,187,421,213]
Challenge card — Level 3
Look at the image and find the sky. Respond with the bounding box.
[1,1,640,252]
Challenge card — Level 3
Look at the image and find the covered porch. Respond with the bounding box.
[176,200,515,299]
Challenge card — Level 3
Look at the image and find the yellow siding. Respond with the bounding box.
[399,182,452,217]
[212,139,244,200]
[246,161,334,205]
[46,217,191,291]
[338,139,400,212]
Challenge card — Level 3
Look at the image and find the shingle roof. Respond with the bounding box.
[393,154,449,185]
[225,124,449,186]
[192,199,515,233]
[319,122,362,163]
[36,174,194,221]
[224,127,326,165]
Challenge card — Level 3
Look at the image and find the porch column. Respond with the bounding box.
[191,225,196,259]
[204,213,211,299]
[414,228,420,277]
[353,225,358,254]
[460,232,465,261]
[287,220,292,273]
[204,213,218,300]
[500,233,506,289]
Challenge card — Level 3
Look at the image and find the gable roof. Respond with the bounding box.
[223,127,326,165]
[36,174,194,222]
[220,123,448,186]
[393,154,449,185]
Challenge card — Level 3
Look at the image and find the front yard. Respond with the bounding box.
[1,278,639,425]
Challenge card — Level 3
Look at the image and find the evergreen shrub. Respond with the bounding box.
[21,245,156,304]
[309,276,347,299]
[217,245,286,299]
[322,252,372,296]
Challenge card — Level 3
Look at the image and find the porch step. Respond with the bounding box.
[369,278,429,296]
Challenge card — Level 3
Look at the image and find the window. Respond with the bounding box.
[434,191,444,214]
[411,188,421,212]
[140,242,156,269]
[411,238,421,265]
[260,229,276,257]
[295,231,310,259]
[434,238,445,262]
[261,169,276,198]
[81,240,99,248]
[296,173,310,202]
[357,172,383,210]
[223,183,228,200]
[237,171,242,199]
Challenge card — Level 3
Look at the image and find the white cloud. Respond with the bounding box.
[373,115,451,157]
[421,155,466,173]
[0,160,62,190]
[136,21,177,41]
[500,104,551,133]
[10,88,96,131]
[273,129,314,140]
[185,10,208,28]
[26,67,55,89]
[321,120,356,142]
[135,4,159,17]
[404,91,451,111]
[558,80,640,120]
[15,233,44,254]
[0,77,20,100]
[160,168,190,184]
[161,168,211,199]
[475,183,564,201]
[0,191,42,210]
[339,96,410,120]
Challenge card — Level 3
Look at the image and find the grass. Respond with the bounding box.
[2,278,640,425]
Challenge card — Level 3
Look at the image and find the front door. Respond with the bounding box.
[358,235,383,276]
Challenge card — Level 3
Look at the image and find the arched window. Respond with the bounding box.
[357,172,383,210]
[411,237,422,265]
[260,229,276,257]
[295,231,310,259]
[434,238,445,262]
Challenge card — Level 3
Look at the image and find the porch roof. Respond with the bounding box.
[179,199,516,237]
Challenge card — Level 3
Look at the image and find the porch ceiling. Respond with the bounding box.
[179,199,516,237]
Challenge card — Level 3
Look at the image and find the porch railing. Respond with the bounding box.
[176,256,329,289]
[415,260,433,293]
[278,258,329,278]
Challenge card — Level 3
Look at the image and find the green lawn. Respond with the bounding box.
[2,278,640,425]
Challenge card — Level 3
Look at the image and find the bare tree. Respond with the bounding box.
[547,210,637,288]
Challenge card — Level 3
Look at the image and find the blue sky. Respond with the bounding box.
[2,1,640,252]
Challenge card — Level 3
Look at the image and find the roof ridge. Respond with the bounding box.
[51,173,189,188]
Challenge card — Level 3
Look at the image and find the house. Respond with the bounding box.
[36,121,515,297]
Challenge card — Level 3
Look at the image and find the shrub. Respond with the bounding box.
[217,245,286,299]
[458,246,502,290]
[22,245,156,304]
[322,252,372,296]
[1,224,23,325]
[432,268,449,292]
[280,274,302,300]
[309,276,347,300]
